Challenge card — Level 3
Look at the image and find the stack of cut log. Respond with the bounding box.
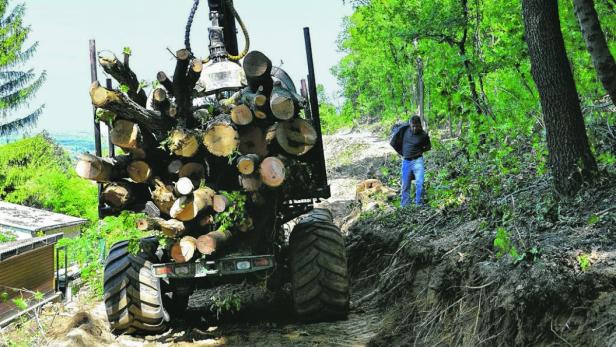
[77,49,319,263]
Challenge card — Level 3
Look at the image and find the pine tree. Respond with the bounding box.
[0,1,46,136]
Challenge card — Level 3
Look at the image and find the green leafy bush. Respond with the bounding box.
[0,134,97,223]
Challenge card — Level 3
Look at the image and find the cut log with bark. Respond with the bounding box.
[196,229,233,255]
[173,49,192,118]
[168,129,200,157]
[156,72,174,96]
[270,85,298,120]
[151,178,176,215]
[236,154,259,175]
[98,52,147,107]
[202,115,240,157]
[127,160,152,183]
[241,87,267,108]
[178,162,206,187]
[187,58,203,91]
[175,177,195,195]
[260,156,286,188]
[230,104,254,125]
[239,174,262,192]
[274,118,317,156]
[239,126,268,157]
[90,82,168,139]
[102,181,140,209]
[171,236,197,263]
[136,217,185,237]
[170,186,216,221]
[110,119,143,149]
[212,194,228,212]
[167,159,183,176]
[243,51,273,95]
[75,153,130,183]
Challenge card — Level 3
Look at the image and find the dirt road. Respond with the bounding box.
[41,130,394,347]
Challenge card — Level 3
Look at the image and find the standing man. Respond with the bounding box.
[390,115,431,206]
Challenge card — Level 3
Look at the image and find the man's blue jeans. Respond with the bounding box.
[401,157,424,206]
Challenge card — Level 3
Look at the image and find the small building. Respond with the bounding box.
[0,201,87,240]
[0,233,63,326]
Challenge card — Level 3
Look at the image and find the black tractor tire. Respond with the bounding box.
[289,208,350,321]
[103,238,169,335]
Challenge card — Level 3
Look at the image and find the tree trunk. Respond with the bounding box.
[102,182,133,208]
[175,177,195,195]
[522,0,597,195]
[127,160,152,183]
[151,178,176,216]
[573,0,616,105]
[416,56,428,131]
[230,104,254,125]
[90,82,169,139]
[236,154,260,175]
[171,236,197,263]
[168,129,200,158]
[136,217,185,237]
[196,229,233,255]
[212,194,228,212]
[170,186,215,221]
[202,115,240,157]
[178,162,206,187]
[270,86,297,120]
[260,156,286,188]
[268,119,317,156]
[98,53,148,107]
[156,71,174,97]
[173,49,192,119]
[75,153,129,182]
[243,51,273,95]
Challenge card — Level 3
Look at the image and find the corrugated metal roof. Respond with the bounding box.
[0,233,63,262]
[0,201,87,233]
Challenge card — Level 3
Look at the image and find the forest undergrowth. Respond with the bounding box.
[347,121,616,346]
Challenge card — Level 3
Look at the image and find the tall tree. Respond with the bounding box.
[522,0,597,195]
[0,1,46,136]
[572,0,616,105]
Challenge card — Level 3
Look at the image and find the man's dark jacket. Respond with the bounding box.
[389,123,409,156]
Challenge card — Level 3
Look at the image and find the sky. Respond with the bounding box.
[16,0,352,135]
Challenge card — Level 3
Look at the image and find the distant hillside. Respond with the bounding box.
[1,130,108,159]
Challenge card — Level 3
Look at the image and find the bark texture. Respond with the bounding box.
[573,0,616,106]
[522,0,597,195]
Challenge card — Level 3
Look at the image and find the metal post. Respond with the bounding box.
[89,40,103,219]
[303,28,330,198]
[105,78,115,157]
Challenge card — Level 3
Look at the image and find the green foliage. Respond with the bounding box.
[57,211,146,297]
[0,134,98,223]
[0,0,46,136]
[122,46,132,56]
[214,191,247,231]
[0,229,17,243]
[209,292,242,319]
[11,297,27,311]
[577,253,591,272]
[119,84,130,93]
[493,227,519,260]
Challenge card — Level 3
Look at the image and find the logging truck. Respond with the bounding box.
[76,0,350,334]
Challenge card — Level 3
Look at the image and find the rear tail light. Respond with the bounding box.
[253,257,271,267]
[154,266,172,276]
